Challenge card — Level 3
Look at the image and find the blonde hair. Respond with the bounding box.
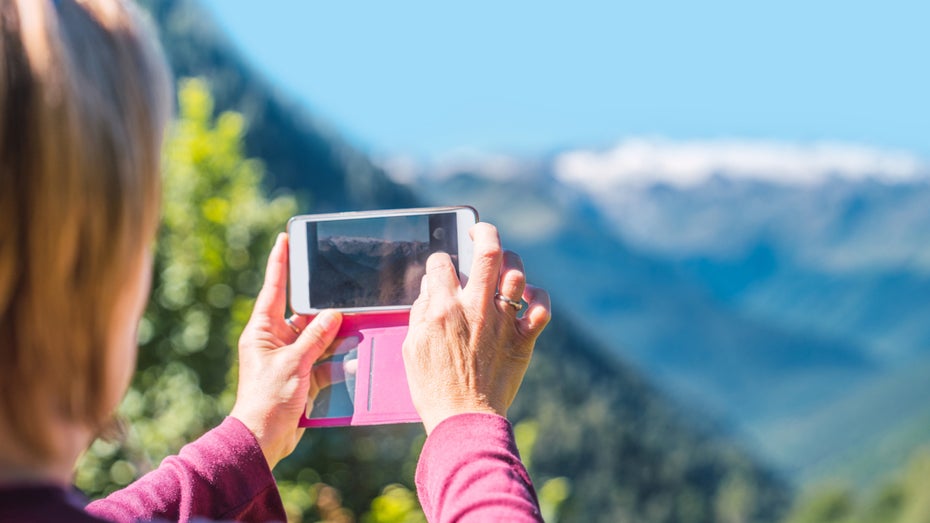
[0,0,172,461]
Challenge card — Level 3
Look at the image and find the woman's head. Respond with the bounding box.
[0,0,172,463]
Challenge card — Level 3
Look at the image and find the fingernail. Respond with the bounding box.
[427,252,450,270]
[275,232,286,245]
[316,310,340,330]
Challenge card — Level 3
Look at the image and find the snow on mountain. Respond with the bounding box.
[553,138,930,190]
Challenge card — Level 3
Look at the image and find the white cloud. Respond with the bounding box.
[432,150,528,181]
[553,138,930,191]
[378,148,538,184]
[377,154,421,184]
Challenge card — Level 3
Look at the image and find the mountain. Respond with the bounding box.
[603,175,930,485]
[409,170,876,423]
[137,0,792,520]
[386,144,930,486]
[612,178,930,364]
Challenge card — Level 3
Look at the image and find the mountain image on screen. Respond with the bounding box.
[312,236,431,308]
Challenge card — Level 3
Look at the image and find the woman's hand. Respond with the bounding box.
[402,223,552,434]
[230,233,343,469]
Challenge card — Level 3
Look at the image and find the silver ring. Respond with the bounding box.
[284,316,302,335]
[495,292,525,312]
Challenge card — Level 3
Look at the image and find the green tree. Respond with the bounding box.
[514,418,572,522]
[363,484,426,523]
[76,78,432,522]
[76,77,296,497]
[781,485,854,523]
[781,447,930,523]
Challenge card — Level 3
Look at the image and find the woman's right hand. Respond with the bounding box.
[402,223,551,434]
[230,233,343,469]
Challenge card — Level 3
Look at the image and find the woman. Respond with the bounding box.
[0,1,551,522]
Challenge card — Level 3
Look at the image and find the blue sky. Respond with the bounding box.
[201,0,930,160]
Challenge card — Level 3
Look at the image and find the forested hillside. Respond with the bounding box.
[81,1,800,521]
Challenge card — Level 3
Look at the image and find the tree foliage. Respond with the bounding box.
[781,448,930,523]
[75,78,433,522]
[76,77,296,496]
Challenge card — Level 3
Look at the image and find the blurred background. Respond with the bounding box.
[78,1,930,522]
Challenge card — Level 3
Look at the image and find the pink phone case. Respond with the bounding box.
[299,311,421,427]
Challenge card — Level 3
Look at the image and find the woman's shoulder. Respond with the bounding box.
[0,484,109,523]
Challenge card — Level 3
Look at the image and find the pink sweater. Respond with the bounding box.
[86,418,284,522]
[416,413,542,522]
[0,414,541,522]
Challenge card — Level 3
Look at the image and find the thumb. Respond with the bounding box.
[294,310,343,370]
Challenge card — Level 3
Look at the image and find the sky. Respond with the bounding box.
[200,0,930,161]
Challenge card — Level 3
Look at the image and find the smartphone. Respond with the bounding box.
[287,206,478,314]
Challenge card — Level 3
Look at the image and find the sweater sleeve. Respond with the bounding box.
[86,417,286,523]
[415,413,543,522]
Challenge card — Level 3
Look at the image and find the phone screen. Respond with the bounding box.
[305,212,459,308]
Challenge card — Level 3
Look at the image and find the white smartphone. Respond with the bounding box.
[287,206,478,314]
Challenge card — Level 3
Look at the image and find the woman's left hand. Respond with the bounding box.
[402,223,551,434]
[230,233,343,469]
